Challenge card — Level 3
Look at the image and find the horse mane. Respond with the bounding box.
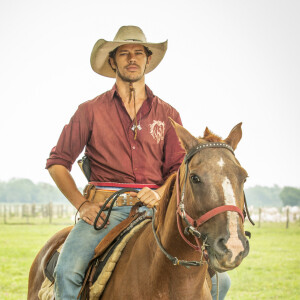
[156,172,177,226]
[200,127,223,142]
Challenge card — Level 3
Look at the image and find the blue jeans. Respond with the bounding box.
[54,206,230,299]
[54,206,133,299]
[211,272,231,300]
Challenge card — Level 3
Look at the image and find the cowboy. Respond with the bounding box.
[46,25,230,300]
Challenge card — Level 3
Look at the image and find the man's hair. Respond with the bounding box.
[108,46,153,72]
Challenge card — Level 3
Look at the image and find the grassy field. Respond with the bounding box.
[226,222,300,300]
[0,221,299,300]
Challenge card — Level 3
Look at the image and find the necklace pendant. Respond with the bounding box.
[131,124,142,131]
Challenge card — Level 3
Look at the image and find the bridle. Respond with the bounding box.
[176,142,245,251]
[152,142,254,267]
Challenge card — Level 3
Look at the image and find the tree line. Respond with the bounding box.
[0,178,299,207]
[0,178,66,204]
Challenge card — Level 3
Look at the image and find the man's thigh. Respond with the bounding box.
[57,206,132,270]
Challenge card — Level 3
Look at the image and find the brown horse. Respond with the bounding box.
[28,121,250,300]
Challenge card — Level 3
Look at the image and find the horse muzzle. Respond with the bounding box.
[207,233,249,272]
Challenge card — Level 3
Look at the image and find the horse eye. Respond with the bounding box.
[190,174,201,184]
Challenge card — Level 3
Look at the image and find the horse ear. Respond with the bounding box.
[169,118,199,152]
[224,122,243,150]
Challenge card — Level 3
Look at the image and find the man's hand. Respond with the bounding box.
[79,201,109,227]
[48,165,111,228]
[130,187,161,208]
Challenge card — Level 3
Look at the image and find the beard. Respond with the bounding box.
[115,63,147,83]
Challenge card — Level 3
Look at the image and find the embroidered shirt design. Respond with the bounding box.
[149,120,165,144]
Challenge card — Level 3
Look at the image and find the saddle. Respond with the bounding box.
[79,207,150,299]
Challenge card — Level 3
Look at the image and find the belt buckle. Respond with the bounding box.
[122,195,127,206]
[128,196,134,205]
[113,195,128,207]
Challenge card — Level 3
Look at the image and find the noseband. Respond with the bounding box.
[176,142,245,251]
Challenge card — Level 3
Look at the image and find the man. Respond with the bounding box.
[46,25,230,299]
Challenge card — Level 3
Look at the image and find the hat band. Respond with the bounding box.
[123,39,144,42]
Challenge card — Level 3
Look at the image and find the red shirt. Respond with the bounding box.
[46,85,184,186]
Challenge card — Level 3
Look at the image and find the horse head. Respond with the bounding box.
[171,119,250,272]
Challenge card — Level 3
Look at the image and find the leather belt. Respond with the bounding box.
[83,184,140,207]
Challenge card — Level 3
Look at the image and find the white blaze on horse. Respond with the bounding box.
[28,121,251,300]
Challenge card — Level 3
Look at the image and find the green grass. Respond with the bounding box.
[227,222,300,300]
[2,216,74,225]
[0,221,299,299]
[0,223,68,300]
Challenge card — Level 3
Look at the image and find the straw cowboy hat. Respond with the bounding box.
[90,25,168,78]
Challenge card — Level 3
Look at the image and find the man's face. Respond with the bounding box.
[110,44,151,83]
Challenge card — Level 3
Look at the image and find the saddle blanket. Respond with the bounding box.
[38,218,150,300]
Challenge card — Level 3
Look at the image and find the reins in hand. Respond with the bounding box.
[93,188,140,230]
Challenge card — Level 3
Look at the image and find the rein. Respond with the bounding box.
[151,208,207,267]
[93,188,140,230]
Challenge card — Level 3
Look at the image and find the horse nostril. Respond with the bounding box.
[245,238,249,250]
[215,238,229,254]
[217,238,225,246]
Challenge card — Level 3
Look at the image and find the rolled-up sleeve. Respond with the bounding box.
[162,110,185,181]
[45,103,91,171]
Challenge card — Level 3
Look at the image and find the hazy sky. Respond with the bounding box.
[0,0,299,188]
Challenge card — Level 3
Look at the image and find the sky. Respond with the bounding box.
[0,0,299,188]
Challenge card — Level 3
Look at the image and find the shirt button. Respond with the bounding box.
[132,146,135,150]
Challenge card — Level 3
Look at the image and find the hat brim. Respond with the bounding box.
[90,39,168,78]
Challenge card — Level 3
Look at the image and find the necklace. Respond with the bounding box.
[131,114,142,131]
[131,124,142,131]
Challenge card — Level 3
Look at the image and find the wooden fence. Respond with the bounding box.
[0,203,299,226]
[0,203,76,224]
[247,206,300,228]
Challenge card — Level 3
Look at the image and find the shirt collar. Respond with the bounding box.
[111,83,154,111]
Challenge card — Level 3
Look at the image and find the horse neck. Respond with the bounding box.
[154,183,208,282]
[158,188,196,257]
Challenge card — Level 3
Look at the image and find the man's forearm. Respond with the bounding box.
[48,165,86,210]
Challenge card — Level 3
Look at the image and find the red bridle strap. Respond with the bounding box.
[176,168,244,245]
[176,210,201,251]
[177,205,244,228]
